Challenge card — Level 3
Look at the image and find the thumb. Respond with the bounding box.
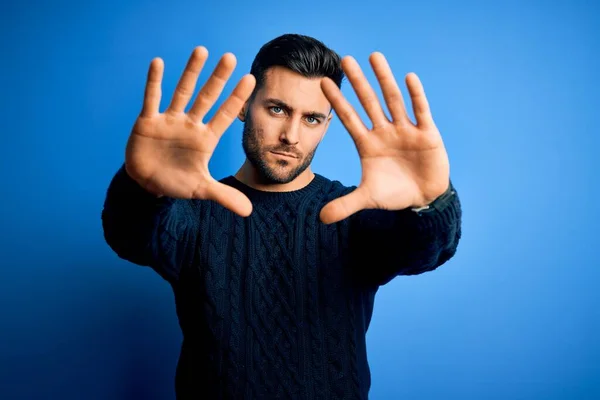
[204,181,253,217]
[319,187,368,224]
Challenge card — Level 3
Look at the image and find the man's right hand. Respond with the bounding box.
[125,46,256,217]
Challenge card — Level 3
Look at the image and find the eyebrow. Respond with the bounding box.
[264,98,329,120]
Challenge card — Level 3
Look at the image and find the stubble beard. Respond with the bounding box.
[242,117,318,185]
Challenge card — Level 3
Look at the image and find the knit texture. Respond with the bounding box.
[101,165,462,399]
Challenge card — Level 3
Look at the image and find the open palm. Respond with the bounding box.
[319,53,451,224]
[126,47,256,217]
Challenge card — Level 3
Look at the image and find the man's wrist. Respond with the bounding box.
[410,181,455,214]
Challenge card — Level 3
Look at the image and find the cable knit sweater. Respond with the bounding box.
[101,165,462,399]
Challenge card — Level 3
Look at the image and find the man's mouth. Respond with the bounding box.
[270,151,298,159]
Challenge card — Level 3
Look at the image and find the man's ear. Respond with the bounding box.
[238,101,248,122]
[323,113,334,131]
[318,114,334,143]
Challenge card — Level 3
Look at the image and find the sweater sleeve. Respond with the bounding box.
[348,180,462,288]
[101,164,199,283]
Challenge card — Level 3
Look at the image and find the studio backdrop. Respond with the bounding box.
[1,1,598,399]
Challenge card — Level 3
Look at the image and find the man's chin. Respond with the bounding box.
[261,170,295,185]
[245,152,305,184]
[259,158,295,182]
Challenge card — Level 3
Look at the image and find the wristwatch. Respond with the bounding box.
[410,181,456,215]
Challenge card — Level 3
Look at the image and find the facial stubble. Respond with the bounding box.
[242,116,318,185]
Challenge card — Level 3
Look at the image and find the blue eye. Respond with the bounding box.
[270,106,283,114]
[306,116,320,125]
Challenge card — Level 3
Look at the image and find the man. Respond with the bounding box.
[102,33,462,399]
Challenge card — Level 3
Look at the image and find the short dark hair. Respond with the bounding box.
[250,33,344,92]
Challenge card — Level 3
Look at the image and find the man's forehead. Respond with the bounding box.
[258,66,331,111]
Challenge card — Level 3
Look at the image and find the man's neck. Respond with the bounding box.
[234,160,315,192]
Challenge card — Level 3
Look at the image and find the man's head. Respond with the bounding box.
[239,34,344,185]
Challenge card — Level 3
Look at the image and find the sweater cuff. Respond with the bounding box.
[407,180,461,237]
[411,180,456,214]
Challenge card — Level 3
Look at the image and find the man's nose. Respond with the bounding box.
[280,119,300,145]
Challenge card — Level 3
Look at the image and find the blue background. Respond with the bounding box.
[1,0,598,399]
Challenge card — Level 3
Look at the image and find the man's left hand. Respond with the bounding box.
[319,52,451,224]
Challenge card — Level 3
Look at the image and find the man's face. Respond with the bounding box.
[241,66,333,184]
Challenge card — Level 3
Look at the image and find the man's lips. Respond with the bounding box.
[270,151,298,159]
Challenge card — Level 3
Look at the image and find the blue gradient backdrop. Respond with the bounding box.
[1,1,598,399]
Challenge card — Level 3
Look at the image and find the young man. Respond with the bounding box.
[102,33,462,399]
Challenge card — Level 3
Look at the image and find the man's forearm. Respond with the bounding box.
[101,164,176,267]
[349,180,462,287]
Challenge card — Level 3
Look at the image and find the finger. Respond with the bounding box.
[321,77,368,143]
[205,181,253,217]
[188,53,237,122]
[167,46,209,113]
[369,52,410,124]
[206,74,256,136]
[319,187,368,225]
[405,73,434,128]
[141,57,164,117]
[342,56,389,128]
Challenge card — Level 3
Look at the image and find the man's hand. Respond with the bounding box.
[126,46,256,217]
[319,52,451,224]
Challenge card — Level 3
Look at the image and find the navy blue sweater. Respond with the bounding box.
[101,165,462,399]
